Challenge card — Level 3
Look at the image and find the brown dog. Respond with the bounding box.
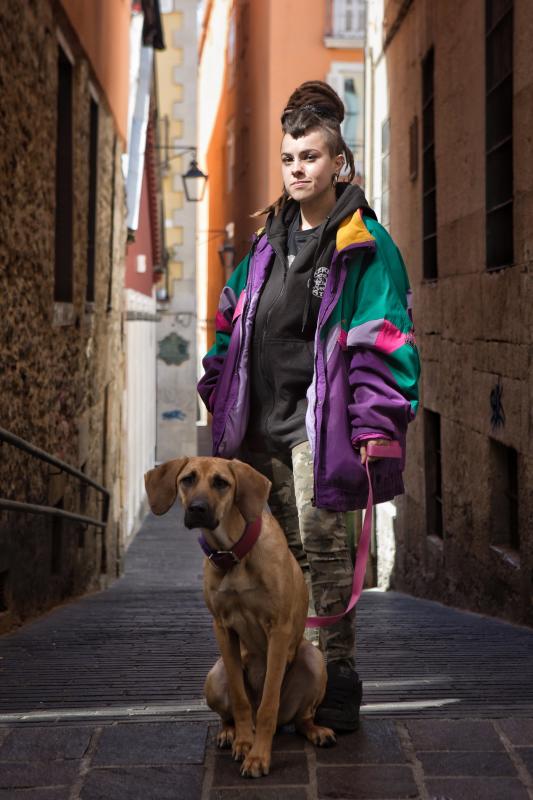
[145,456,335,778]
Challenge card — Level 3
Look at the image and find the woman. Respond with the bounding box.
[198,81,420,731]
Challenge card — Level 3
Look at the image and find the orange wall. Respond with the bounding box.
[232,0,365,254]
[206,84,231,342]
[60,0,130,143]
[199,0,365,348]
[267,0,364,202]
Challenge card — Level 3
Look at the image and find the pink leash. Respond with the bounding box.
[305,441,402,628]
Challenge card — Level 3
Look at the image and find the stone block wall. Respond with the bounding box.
[0,1,126,632]
[384,0,533,625]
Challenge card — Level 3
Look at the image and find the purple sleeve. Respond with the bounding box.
[197,353,225,414]
[348,349,413,444]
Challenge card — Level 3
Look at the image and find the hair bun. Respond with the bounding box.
[282,80,344,125]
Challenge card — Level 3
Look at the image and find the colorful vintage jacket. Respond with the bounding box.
[198,209,420,511]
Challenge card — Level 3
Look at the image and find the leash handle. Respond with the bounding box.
[305,440,402,628]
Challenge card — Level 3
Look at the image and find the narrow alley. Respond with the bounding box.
[1,502,533,798]
[1,0,533,797]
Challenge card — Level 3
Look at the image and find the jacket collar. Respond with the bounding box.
[336,208,376,253]
[198,517,262,572]
[265,183,375,246]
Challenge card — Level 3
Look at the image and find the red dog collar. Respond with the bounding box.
[198,517,262,572]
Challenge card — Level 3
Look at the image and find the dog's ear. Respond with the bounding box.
[144,457,189,516]
[228,459,271,523]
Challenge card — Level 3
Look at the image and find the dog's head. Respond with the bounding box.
[144,457,271,530]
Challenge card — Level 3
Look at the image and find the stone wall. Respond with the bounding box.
[0,1,126,632]
[384,0,533,625]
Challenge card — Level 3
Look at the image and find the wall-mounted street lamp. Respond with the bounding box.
[182,159,208,202]
[218,242,236,272]
[155,138,208,203]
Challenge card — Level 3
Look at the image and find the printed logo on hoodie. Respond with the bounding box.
[312,265,330,298]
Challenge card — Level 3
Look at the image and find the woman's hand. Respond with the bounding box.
[359,438,391,465]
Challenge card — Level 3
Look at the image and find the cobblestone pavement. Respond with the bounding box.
[1,503,533,798]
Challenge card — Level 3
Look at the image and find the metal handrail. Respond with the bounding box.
[0,426,109,529]
[0,500,106,529]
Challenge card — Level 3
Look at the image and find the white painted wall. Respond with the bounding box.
[123,289,157,543]
[365,0,388,220]
[156,278,198,461]
[365,0,399,584]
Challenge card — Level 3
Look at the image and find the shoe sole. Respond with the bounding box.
[314,712,360,732]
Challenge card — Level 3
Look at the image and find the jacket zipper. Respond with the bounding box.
[312,253,344,505]
[260,246,289,439]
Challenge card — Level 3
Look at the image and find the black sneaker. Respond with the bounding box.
[314,660,362,732]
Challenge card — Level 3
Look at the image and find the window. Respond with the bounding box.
[424,409,443,539]
[330,0,365,38]
[54,45,74,303]
[172,208,183,226]
[486,0,513,269]
[422,48,437,280]
[490,440,519,551]
[343,77,359,152]
[381,118,390,228]
[172,62,183,83]
[172,83,184,102]
[86,97,98,303]
[106,136,117,313]
[327,64,364,180]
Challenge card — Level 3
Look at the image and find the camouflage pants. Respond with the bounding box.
[242,440,355,666]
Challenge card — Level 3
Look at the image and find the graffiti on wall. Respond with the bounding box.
[162,409,186,421]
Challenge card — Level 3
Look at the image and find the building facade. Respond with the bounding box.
[155,0,199,460]
[0,0,130,631]
[366,0,533,625]
[196,0,366,359]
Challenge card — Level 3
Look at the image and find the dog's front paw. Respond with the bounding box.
[240,749,271,778]
[310,725,336,747]
[232,737,252,761]
[217,724,235,749]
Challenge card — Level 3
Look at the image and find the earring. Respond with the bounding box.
[332,173,339,187]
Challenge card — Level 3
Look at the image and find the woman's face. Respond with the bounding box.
[281,129,343,204]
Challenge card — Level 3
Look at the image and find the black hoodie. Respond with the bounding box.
[244,183,376,454]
